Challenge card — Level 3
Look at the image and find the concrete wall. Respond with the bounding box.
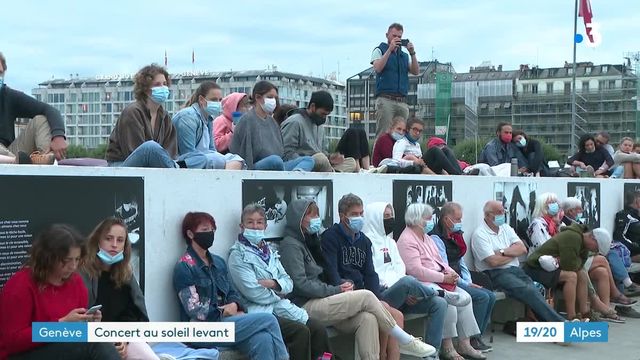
[2,166,637,322]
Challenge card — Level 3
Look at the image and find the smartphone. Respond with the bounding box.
[401,39,410,47]
[86,304,102,314]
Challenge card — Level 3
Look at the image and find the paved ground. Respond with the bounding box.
[393,301,640,360]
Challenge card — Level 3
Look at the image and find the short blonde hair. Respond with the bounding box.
[533,192,558,218]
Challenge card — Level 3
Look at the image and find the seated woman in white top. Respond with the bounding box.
[387,118,434,174]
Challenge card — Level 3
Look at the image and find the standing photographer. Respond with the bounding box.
[371,23,420,138]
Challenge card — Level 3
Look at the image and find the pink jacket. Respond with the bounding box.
[397,227,455,284]
[213,92,247,153]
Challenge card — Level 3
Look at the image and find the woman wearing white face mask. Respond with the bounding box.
[230,80,315,171]
[172,81,245,170]
[106,64,192,168]
[80,218,159,359]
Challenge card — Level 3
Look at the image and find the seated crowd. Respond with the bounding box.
[3,56,637,178]
[2,188,640,360]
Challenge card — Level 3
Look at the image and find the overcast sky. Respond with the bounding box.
[1,0,638,93]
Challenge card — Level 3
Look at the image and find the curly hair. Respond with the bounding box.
[134,64,171,102]
[81,218,133,288]
[578,134,596,153]
[27,224,87,286]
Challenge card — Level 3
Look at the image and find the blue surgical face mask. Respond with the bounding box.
[516,137,527,148]
[232,111,243,125]
[150,86,170,103]
[452,222,463,233]
[493,214,506,227]
[391,132,404,141]
[423,219,435,234]
[307,217,322,234]
[206,101,222,117]
[347,216,364,233]
[243,229,265,245]
[575,213,584,222]
[97,248,124,266]
[261,97,277,113]
[548,202,560,216]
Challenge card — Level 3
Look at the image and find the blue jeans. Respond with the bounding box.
[254,155,284,170]
[191,313,288,360]
[109,140,176,168]
[484,267,565,322]
[607,251,629,292]
[284,156,315,171]
[381,275,447,350]
[459,283,496,335]
[178,150,244,169]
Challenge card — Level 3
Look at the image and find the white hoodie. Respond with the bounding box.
[362,202,407,288]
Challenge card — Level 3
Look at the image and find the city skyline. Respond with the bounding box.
[2,0,639,93]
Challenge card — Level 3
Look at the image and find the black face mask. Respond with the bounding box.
[383,218,395,235]
[193,231,215,249]
[309,112,326,126]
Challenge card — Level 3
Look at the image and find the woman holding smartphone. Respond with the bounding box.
[80,218,158,360]
[0,224,119,359]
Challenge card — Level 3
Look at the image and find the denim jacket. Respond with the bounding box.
[227,240,309,324]
[173,245,244,322]
[172,104,216,156]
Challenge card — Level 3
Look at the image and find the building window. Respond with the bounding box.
[532,84,538,94]
[585,67,592,75]
[546,83,553,93]
[582,81,589,92]
[602,65,608,73]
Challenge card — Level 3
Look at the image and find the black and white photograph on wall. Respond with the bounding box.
[494,182,537,242]
[567,182,600,228]
[0,175,145,290]
[624,183,640,202]
[242,180,333,240]
[392,180,453,239]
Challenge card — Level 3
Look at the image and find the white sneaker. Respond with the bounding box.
[398,336,437,358]
[443,290,471,307]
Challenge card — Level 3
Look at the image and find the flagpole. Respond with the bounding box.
[571,0,578,154]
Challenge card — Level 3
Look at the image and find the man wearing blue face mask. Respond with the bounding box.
[430,202,496,353]
[172,81,245,170]
[228,203,332,360]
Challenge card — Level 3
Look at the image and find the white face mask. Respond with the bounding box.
[261,97,277,113]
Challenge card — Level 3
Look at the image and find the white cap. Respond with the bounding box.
[592,228,612,255]
[538,255,559,272]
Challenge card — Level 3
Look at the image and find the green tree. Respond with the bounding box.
[89,144,108,159]
[65,144,91,158]
[453,138,490,164]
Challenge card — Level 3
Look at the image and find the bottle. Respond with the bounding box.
[510,158,518,176]
[232,111,243,125]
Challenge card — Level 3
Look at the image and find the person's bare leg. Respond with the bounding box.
[381,302,401,360]
[560,271,578,319]
[589,292,610,312]
[361,155,371,170]
[589,267,610,305]
[577,270,590,315]
[624,163,634,179]
[633,163,640,179]
[0,154,16,164]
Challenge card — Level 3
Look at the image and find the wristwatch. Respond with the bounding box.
[499,249,505,256]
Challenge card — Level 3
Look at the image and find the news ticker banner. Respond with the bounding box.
[516,322,608,343]
[32,322,235,343]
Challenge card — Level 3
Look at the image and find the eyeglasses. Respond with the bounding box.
[410,127,423,134]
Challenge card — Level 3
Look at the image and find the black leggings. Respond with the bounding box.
[423,146,462,175]
[277,316,331,360]
[9,342,120,360]
[336,128,370,160]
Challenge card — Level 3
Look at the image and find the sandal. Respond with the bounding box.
[602,309,626,323]
[440,347,465,360]
[611,295,638,307]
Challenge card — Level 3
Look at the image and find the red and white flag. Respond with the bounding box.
[578,0,594,42]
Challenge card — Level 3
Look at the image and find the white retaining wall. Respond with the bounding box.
[1,166,637,321]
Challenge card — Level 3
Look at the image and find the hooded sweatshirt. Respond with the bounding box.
[321,221,382,298]
[213,92,247,154]
[281,110,324,161]
[362,202,406,288]
[279,199,342,306]
[526,223,590,272]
